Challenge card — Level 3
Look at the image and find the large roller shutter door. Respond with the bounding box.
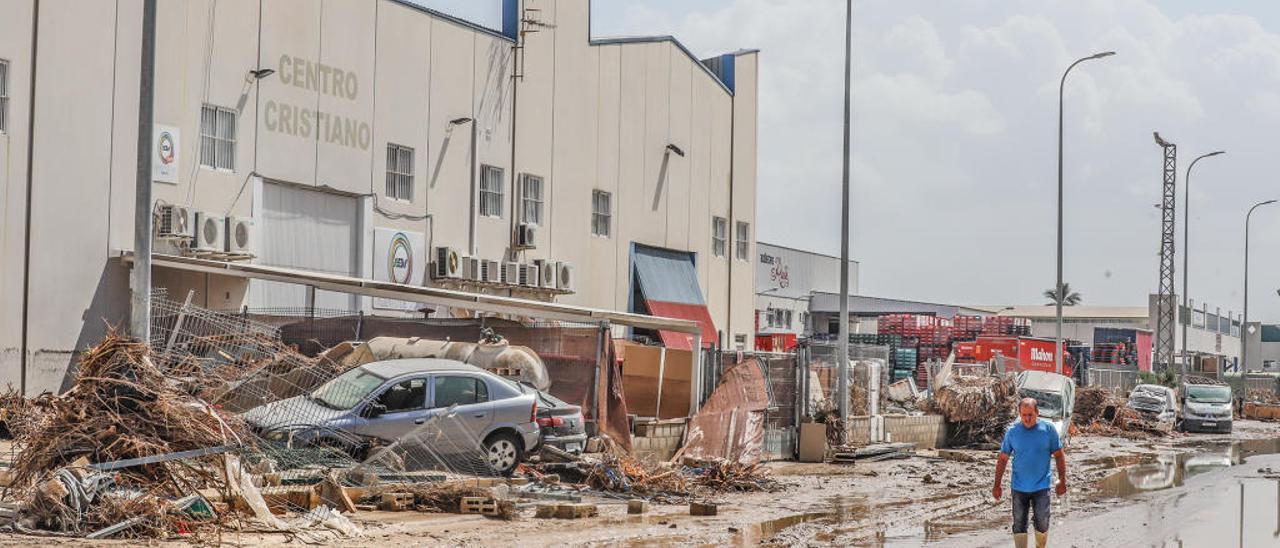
[250,182,360,310]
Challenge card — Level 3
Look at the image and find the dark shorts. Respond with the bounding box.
[1011,488,1051,534]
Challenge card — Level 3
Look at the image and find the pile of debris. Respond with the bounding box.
[924,374,1017,446]
[358,481,513,519]
[1081,406,1169,438]
[529,443,780,501]
[1072,386,1114,426]
[1245,388,1280,405]
[6,333,246,538]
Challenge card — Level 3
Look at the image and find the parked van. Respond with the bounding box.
[1015,370,1076,445]
[1177,379,1233,434]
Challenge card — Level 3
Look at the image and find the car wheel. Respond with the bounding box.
[484,432,523,476]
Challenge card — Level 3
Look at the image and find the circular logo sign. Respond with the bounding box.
[157,131,176,165]
[387,233,413,284]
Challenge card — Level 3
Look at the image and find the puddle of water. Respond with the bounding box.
[1143,476,1280,546]
[1091,440,1280,499]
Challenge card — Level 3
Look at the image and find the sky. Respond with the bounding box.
[423,1,1280,322]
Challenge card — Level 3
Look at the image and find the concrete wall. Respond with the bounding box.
[0,0,758,392]
[846,414,947,449]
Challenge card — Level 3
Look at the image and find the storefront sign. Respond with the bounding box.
[152,125,180,183]
[373,228,425,311]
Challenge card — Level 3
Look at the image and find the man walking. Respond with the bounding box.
[993,397,1067,548]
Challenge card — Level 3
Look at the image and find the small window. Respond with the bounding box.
[735,221,750,261]
[734,334,747,350]
[480,165,504,218]
[376,378,427,413]
[433,376,490,408]
[592,190,611,237]
[0,59,8,134]
[712,216,728,258]
[199,104,236,170]
[521,174,544,225]
[385,143,414,201]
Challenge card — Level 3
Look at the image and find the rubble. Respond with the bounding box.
[924,374,1017,446]
[1072,386,1114,426]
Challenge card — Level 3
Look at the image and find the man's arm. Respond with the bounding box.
[1053,448,1067,496]
[993,452,1009,500]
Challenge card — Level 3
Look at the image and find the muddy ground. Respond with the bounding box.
[4,421,1279,547]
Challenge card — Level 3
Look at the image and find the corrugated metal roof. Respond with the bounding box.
[968,305,1151,320]
[633,246,706,305]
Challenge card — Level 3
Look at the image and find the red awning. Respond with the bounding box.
[645,300,717,350]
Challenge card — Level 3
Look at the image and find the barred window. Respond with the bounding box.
[521,174,544,225]
[712,216,728,257]
[385,143,414,200]
[0,59,8,133]
[735,221,750,261]
[199,104,236,170]
[480,165,504,218]
[591,190,611,237]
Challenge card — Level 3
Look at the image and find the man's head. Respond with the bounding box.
[1018,397,1039,428]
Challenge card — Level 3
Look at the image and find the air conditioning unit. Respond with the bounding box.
[481,260,501,284]
[500,262,520,285]
[156,205,191,238]
[556,261,575,292]
[518,264,539,287]
[433,247,463,279]
[533,259,557,288]
[192,212,225,252]
[516,223,537,249]
[224,216,253,254]
[461,256,480,281]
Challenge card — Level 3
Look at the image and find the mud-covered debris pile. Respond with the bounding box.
[1245,388,1280,405]
[1072,386,1114,426]
[1080,406,1169,439]
[8,333,245,537]
[924,374,1017,446]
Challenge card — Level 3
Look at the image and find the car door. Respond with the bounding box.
[429,374,494,443]
[351,376,430,442]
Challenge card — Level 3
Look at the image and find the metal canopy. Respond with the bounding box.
[121,252,704,334]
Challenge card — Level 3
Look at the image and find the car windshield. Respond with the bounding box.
[1021,389,1064,418]
[1129,386,1166,401]
[309,368,386,410]
[1186,385,1231,404]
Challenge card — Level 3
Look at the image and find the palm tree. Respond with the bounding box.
[1043,283,1083,306]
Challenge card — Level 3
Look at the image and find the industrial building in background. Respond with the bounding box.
[0,0,758,394]
[753,242,859,351]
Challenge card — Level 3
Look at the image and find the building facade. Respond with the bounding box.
[753,242,859,339]
[0,0,758,394]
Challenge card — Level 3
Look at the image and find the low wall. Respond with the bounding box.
[631,418,687,462]
[846,414,947,449]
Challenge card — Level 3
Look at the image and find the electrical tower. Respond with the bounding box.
[1153,132,1177,371]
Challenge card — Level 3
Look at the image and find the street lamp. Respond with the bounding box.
[1056,51,1115,375]
[1181,150,1226,372]
[837,0,853,436]
[449,117,478,255]
[1243,199,1277,371]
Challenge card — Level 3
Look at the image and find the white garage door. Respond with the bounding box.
[250,181,360,310]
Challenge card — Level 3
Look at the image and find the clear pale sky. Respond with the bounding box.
[421,1,1280,322]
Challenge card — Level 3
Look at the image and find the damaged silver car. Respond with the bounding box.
[1125,384,1177,423]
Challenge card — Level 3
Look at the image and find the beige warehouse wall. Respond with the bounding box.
[0,0,36,385]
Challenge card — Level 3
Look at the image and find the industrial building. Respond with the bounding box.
[752,242,858,349]
[0,0,758,394]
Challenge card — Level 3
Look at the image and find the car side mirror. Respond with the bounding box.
[363,403,387,418]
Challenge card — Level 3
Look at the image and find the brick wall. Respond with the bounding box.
[632,419,687,462]
[845,414,947,449]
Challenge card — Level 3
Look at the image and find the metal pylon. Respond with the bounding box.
[1153,132,1177,370]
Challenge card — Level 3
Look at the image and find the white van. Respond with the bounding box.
[1015,370,1076,445]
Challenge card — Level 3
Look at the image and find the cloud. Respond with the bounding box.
[598,0,1280,320]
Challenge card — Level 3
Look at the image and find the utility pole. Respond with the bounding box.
[1153,132,1178,372]
[130,0,158,341]
[837,0,853,433]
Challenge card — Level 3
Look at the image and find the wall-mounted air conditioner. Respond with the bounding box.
[557,261,575,292]
[516,223,537,249]
[461,256,480,281]
[156,205,191,239]
[433,247,463,279]
[481,260,501,284]
[192,212,226,252]
[224,216,253,254]
[518,264,539,287]
[533,259,556,288]
[500,262,520,285]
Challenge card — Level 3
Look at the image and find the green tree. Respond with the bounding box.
[1043,283,1083,306]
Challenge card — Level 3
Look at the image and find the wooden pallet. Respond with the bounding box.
[460,496,500,516]
[491,367,521,377]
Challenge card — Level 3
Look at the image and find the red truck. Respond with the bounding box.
[965,335,1073,377]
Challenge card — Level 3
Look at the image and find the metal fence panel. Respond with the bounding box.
[1087,367,1138,395]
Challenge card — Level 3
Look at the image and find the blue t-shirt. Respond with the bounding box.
[1000,419,1062,493]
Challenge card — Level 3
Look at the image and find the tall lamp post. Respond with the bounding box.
[1243,199,1277,372]
[1181,150,1226,372]
[1056,51,1115,375]
[837,0,853,435]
